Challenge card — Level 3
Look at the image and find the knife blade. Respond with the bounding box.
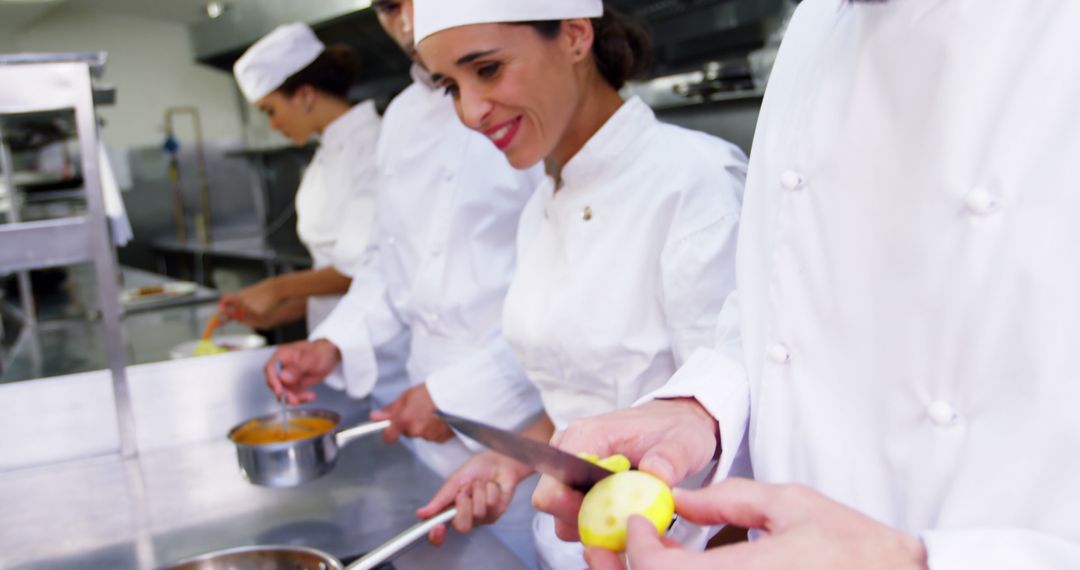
[435,411,613,493]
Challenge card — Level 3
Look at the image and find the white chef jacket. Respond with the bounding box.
[295,99,380,330]
[503,96,745,570]
[652,0,1080,567]
[504,96,746,432]
[311,67,545,475]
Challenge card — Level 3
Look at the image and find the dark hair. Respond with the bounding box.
[278,43,360,100]
[525,6,653,90]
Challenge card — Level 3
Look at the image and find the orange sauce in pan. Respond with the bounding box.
[231,416,336,445]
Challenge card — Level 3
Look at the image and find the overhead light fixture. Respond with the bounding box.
[205,1,226,19]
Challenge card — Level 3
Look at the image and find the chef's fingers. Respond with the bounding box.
[381,420,404,444]
[374,399,404,443]
[637,436,706,487]
[471,480,488,522]
[438,423,455,442]
[532,474,583,540]
[453,491,475,534]
[554,518,581,542]
[417,475,463,519]
[294,390,317,405]
[427,523,447,546]
[263,356,283,397]
[425,422,454,443]
[369,408,398,443]
[289,345,320,381]
[486,480,502,513]
[218,296,240,317]
[583,547,624,570]
[619,516,693,570]
[671,479,773,529]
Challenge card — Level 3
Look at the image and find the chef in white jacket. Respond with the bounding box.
[411,1,746,567]
[536,1,1080,569]
[225,23,379,331]
[263,2,544,566]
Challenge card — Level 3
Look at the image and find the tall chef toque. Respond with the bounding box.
[414,0,604,45]
[233,23,325,103]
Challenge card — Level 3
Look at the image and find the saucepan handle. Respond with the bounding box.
[345,508,458,570]
[334,419,392,448]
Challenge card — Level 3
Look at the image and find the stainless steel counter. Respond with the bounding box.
[0,349,531,570]
[0,429,527,570]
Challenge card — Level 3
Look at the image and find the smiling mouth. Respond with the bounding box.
[484,117,522,151]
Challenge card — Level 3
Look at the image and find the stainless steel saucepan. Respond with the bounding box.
[227,408,390,488]
[158,507,458,570]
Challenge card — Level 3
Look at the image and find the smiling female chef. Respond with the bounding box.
[408,1,747,567]
[223,23,379,331]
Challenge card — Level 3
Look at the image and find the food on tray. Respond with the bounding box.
[578,464,674,552]
[231,416,337,445]
[135,285,167,296]
[193,340,229,356]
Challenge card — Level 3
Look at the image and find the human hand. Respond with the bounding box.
[416,451,535,545]
[219,278,286,329]
[369,383,454,444]
[533,398,718,541]
[584,479,928,570]
[263,339,341,405]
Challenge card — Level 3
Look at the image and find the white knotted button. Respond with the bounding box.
[780,171,805,191]
[927,401,959,427]
[768,343,791,364]
[965,187,999,216]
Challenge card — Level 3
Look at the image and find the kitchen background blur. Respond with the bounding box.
[0,2,790,567]
[0,0,787,383]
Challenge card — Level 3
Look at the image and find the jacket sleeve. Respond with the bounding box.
[425,334,544,446]
[922,529,1080,569]
[643,290,752,484]
[310,246,407,398]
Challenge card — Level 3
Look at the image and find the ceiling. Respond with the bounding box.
[0,0,215,38]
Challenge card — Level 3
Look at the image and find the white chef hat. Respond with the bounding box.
[414,0,604,46]
[233,23,326,103]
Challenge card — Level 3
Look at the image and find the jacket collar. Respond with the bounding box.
[321,99,379,152]
[557,96,654,192]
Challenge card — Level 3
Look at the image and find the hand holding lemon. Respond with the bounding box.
[577,454,675,553]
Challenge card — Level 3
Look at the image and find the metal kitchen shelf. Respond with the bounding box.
[0,53,136,457]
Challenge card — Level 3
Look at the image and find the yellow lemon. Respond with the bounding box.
[577,452,632,473]
[578,470,674,552]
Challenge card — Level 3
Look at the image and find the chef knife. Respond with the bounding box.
[435,410,613,493]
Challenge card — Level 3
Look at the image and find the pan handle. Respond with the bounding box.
[335,419,392,448]
[345,508,458,570]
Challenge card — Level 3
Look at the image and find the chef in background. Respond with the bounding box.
[222,23,380,331]
[263,2,544,566]
[534,1,1080,569]
[409,1,746,567]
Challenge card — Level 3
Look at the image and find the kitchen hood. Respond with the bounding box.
[610,0,786,75]
[188,0,786,102]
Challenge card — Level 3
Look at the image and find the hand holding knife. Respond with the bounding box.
[434,410,614,493]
